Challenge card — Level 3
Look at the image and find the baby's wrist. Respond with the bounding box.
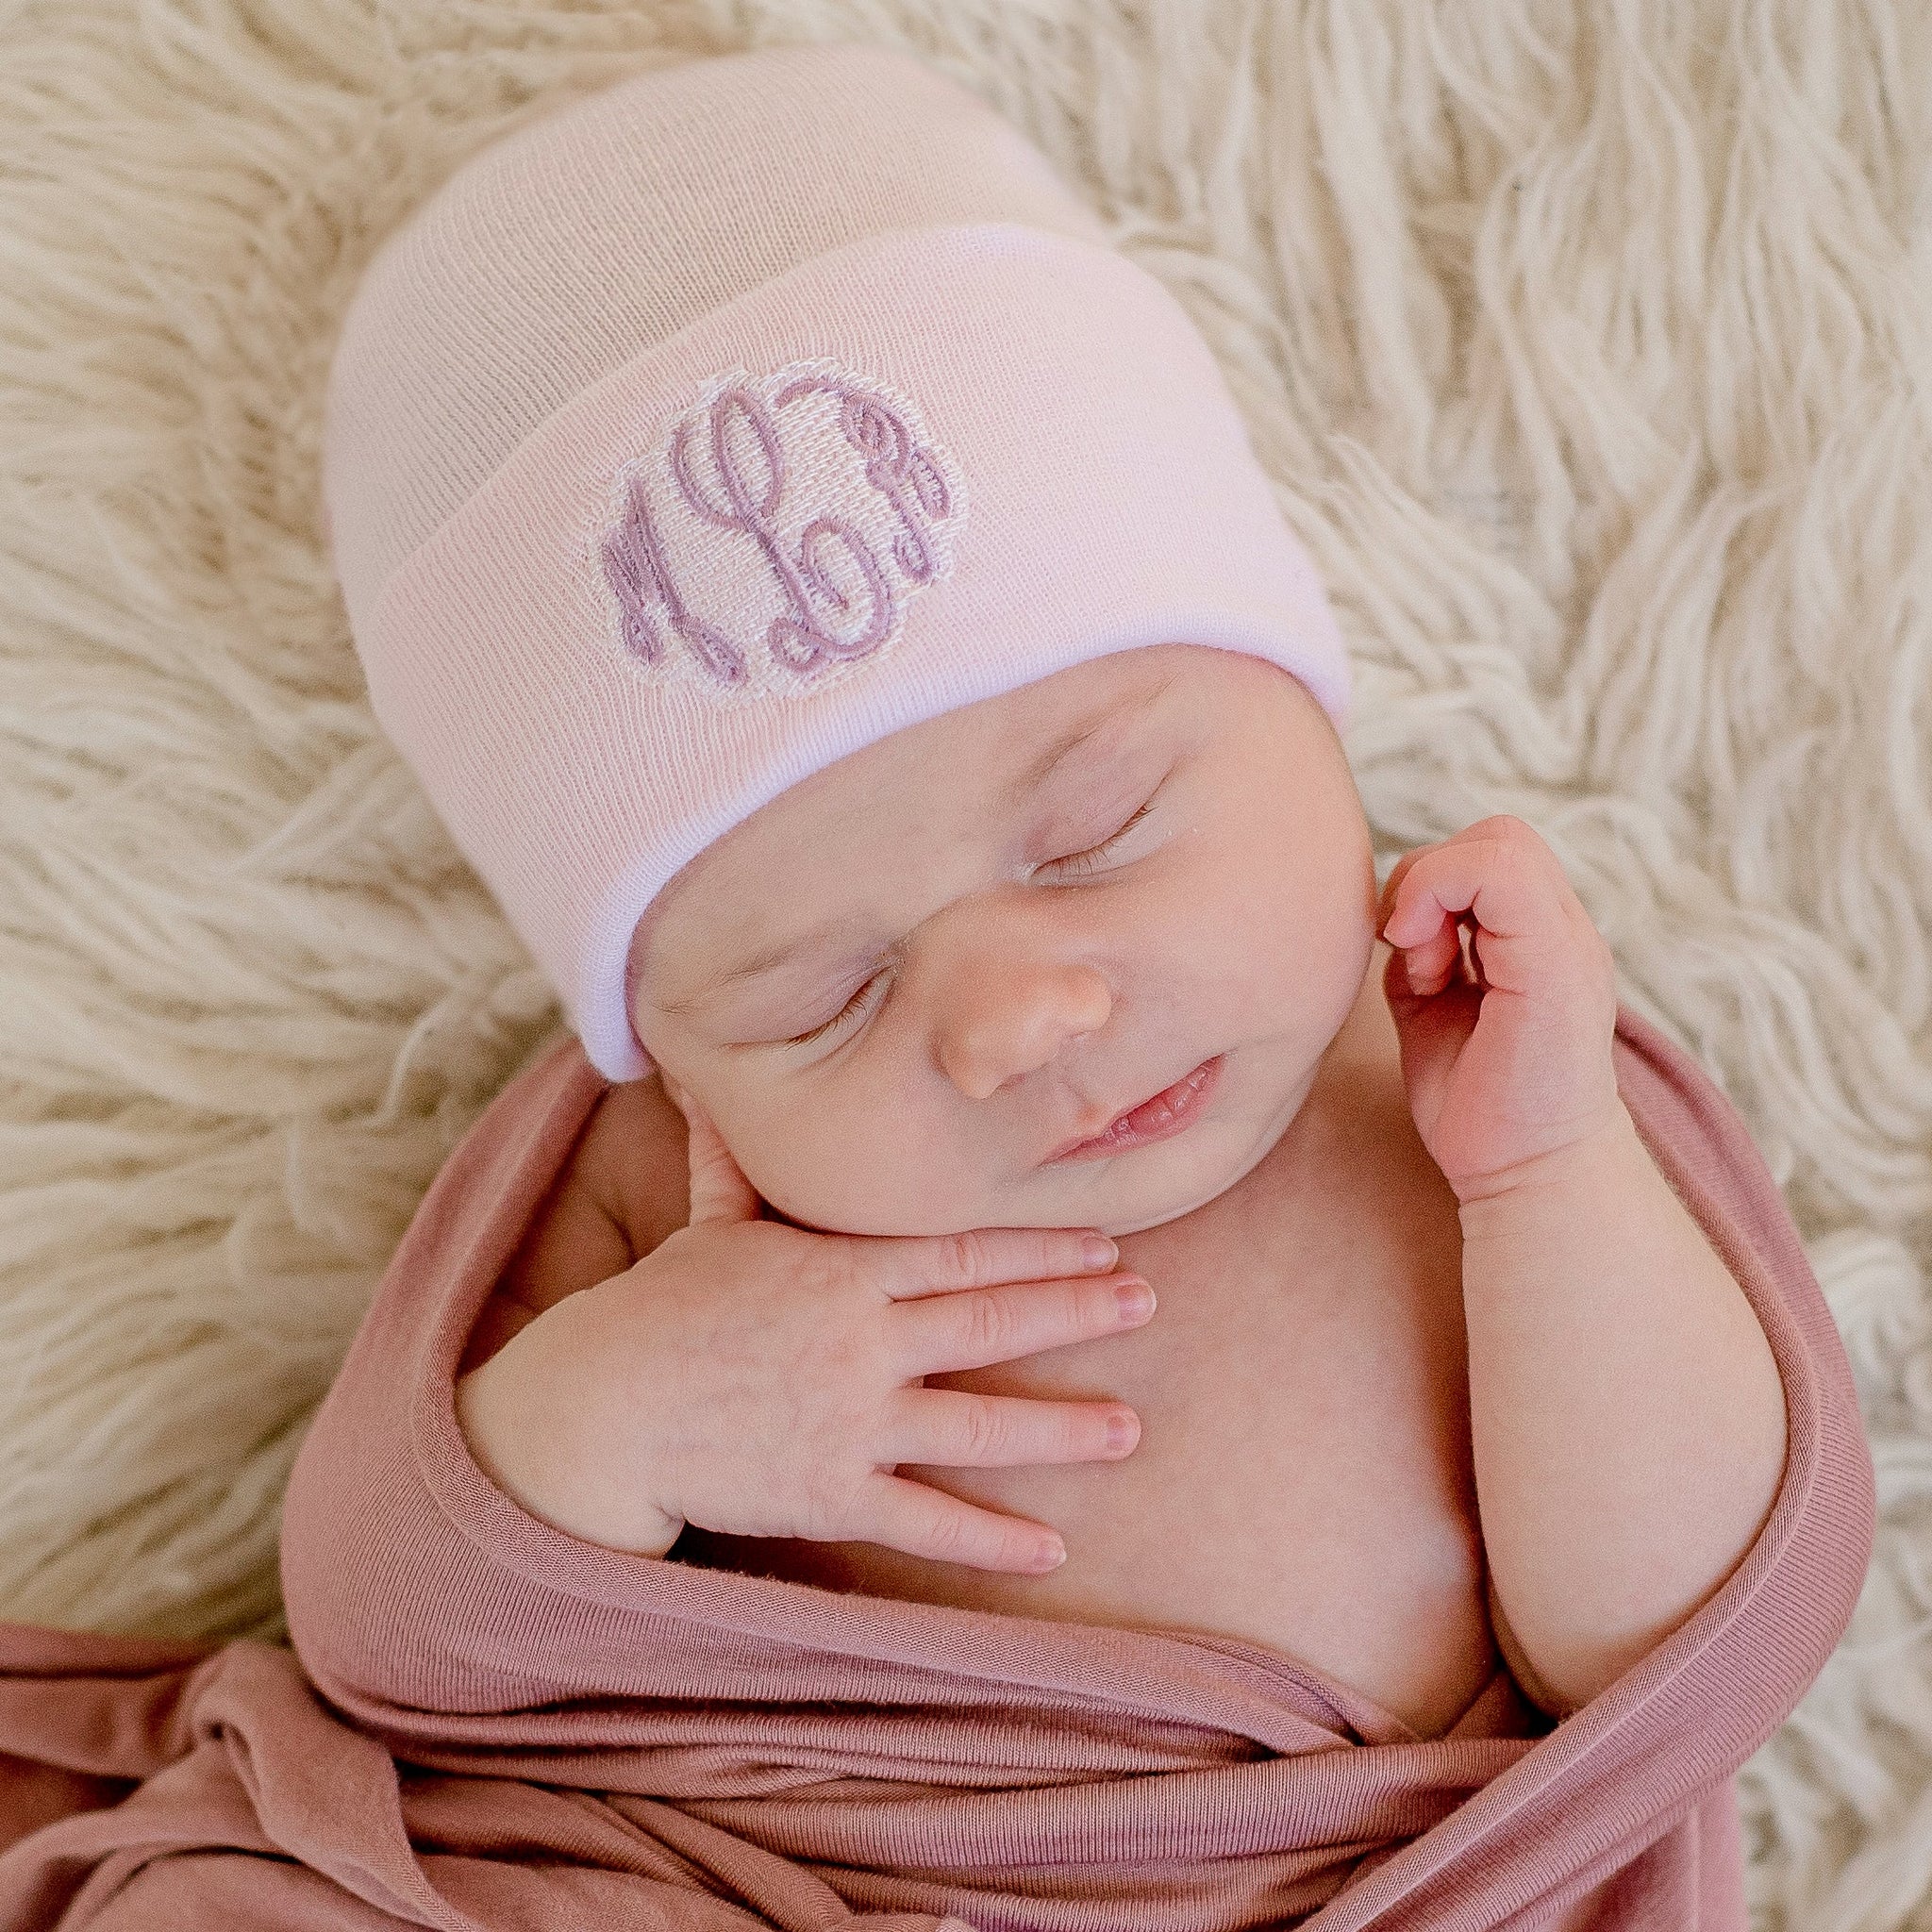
[453,1330,685,1558]
[1453,1101,1640,1227]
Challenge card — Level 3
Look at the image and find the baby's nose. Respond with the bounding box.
[935,960,1112,1100]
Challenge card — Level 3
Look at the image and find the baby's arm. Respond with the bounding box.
[1457,1100,1788,1715]
[1376,819,1791,1717]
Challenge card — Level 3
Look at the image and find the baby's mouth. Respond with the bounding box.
[1042,1055,1225,1164]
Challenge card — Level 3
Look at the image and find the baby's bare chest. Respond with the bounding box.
[696,1078,1501,1740]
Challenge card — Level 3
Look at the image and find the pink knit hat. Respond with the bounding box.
[323,42,1352,1082]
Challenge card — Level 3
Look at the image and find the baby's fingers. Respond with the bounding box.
[891,1273,1155,1378]
[881,1387,1141,1470]
[852,1471,1070,1574]
[1380,816,1602,998]
[868,1224,1121,1302]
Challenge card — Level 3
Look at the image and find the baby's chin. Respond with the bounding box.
[1047,1094,1308,1235]
[1081,1158,1263,1237]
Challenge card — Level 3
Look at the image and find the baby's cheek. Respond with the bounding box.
[736,1091,980,1238]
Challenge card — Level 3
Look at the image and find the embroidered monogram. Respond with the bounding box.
[595,357,966,701]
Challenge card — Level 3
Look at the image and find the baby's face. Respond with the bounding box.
[629,642,1378,1238]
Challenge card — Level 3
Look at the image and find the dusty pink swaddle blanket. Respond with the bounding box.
[0,1006,1874,1929]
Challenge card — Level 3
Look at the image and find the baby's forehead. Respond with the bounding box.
[714,656,1180,857]
[629,642,1288,994]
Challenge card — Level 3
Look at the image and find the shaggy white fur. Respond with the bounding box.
[1,1,1927,1924]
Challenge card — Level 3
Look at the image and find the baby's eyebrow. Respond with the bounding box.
[993,670,1176,816]
[658,915,875,1017]
[658,671,1179,1018]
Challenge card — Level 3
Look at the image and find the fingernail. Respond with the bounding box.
[1107,1410,1140,1453]
[1082,1234,1119,1270]
[1035,1539,1068,1571]
[1115,1279,1156,1321]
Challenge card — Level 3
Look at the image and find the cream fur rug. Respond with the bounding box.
[2,1,1928,1924]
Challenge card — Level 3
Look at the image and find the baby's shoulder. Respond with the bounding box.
[458,1074,692,1378]
[582,1072,692,1260]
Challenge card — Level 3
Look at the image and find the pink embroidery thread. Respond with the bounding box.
[597,358,962,696]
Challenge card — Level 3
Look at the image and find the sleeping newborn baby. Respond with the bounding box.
[323,44,1787,1746]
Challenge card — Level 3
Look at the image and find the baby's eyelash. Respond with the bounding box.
[1042,798,1156,879]
[787,971,888,1048]
[784,797,1158,1049]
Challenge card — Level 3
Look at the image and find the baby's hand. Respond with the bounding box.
[457,1081,1154,1573]
[1376,814,1624,1206]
